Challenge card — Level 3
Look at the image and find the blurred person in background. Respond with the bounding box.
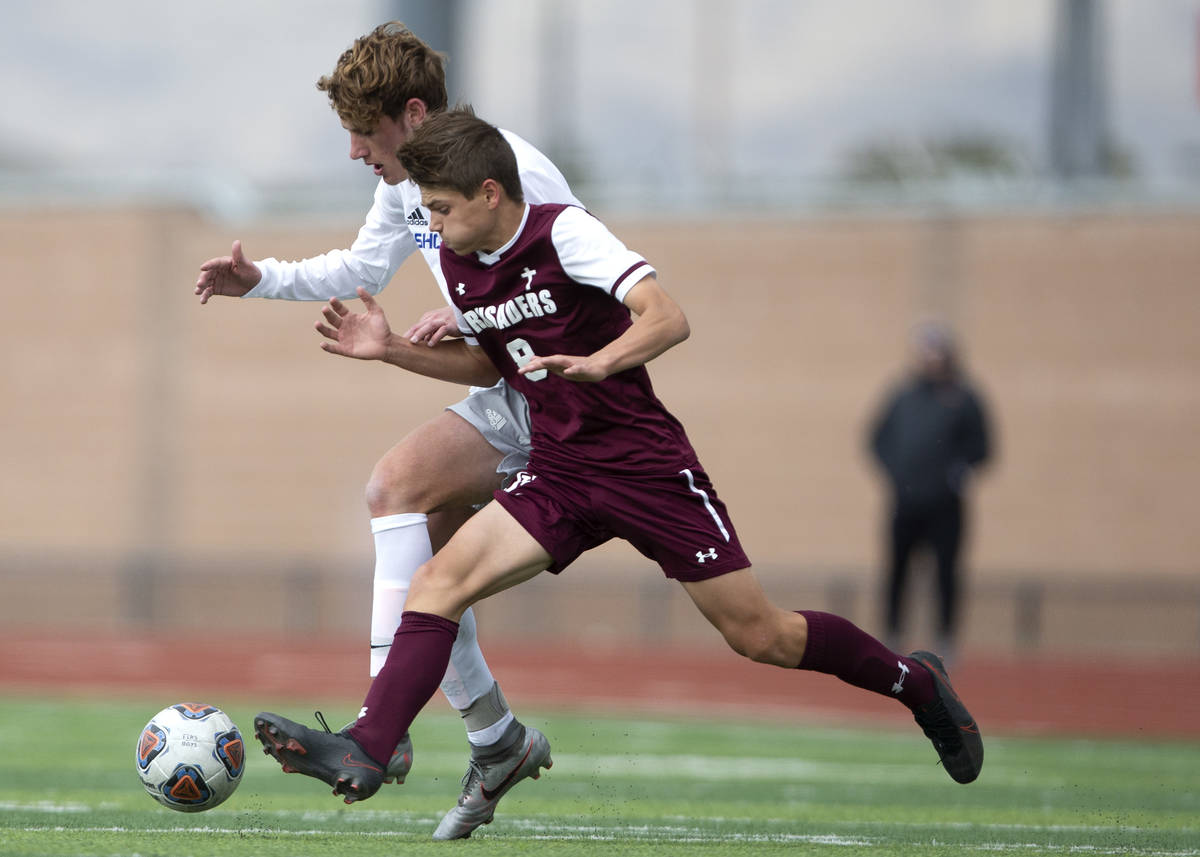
[868,321,992,662]
[192,22,581,840]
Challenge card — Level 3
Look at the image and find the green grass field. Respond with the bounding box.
[0,695,1196,856]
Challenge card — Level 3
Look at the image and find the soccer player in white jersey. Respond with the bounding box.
[192,24,575,840]
[253,108,984,823]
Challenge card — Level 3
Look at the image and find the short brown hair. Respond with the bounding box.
[316,22,448,134]
[398,107,524,203]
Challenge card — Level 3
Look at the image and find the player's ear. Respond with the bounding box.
[404,98,428,129]
[481,178,502,209]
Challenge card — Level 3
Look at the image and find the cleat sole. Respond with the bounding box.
[252,711,385,802]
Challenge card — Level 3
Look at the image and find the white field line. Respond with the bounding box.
[9,826,873,846]
[0,801,92,813]
[11,825,1200,855]
[8,802,1186,839]
[659,816,1198,836]
[7,799,1189,839]
[556,751,933,782]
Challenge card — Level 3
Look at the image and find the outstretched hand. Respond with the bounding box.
[520,353,609,383]
[195,240,262,303]
[315,287,393,361]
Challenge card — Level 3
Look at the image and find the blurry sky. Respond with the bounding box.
[1,0,1198,214]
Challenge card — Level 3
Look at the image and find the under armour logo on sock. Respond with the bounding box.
[891,661,910,694]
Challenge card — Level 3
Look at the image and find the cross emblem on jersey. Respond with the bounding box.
[520,267,536,290]
[456,283,466,296]
[696,548,718,563]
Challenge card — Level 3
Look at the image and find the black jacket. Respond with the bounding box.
[869,376,991,508]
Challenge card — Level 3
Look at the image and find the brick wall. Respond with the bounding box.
[3,207,1197,654]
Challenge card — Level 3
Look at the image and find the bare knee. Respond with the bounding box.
[721,624,779,664]
[715,612,806,667]
[366,445,439,517]
[407,560,474,620]
[365,414,503,518]
[684,569,807,668]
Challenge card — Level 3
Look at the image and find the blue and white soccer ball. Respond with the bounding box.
[136,703,245,812]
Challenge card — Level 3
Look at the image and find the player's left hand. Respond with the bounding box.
[520,354,609,382]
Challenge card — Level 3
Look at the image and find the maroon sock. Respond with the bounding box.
[796,610,935,710]
[347,610,458,765]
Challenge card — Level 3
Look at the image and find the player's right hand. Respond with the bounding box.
[195,239,262,304]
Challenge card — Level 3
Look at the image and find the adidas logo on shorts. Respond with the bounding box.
[486,408,508,431]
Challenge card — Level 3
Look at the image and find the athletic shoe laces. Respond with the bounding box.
[458,760,485,805]
[916,699,964,753]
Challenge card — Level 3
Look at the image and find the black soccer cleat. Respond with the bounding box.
[253,711,385,803]
[909,651,984,784]
[319,711,414,785]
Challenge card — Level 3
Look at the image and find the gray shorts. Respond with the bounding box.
[446,379,532,485]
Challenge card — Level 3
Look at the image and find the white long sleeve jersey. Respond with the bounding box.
[244,129,582,307]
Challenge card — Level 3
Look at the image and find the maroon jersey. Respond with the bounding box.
[443,203,698,476]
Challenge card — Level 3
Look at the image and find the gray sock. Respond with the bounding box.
[473,720,525,762]
[462,682,524,761]
[460,681,510,733]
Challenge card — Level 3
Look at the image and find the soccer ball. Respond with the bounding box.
[136,703,245,812]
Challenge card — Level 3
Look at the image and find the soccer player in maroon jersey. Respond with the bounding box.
[254,108,984,817]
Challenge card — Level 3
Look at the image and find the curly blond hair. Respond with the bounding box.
[316,22,448,133]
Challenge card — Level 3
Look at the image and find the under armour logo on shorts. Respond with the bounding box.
[504,471,538,493]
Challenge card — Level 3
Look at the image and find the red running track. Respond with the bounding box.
[1,634,1197,740]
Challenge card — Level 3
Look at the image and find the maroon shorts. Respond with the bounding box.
[493,464,751,581]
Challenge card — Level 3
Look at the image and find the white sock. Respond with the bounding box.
[369,515,499,722]
[369,513,431,677]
